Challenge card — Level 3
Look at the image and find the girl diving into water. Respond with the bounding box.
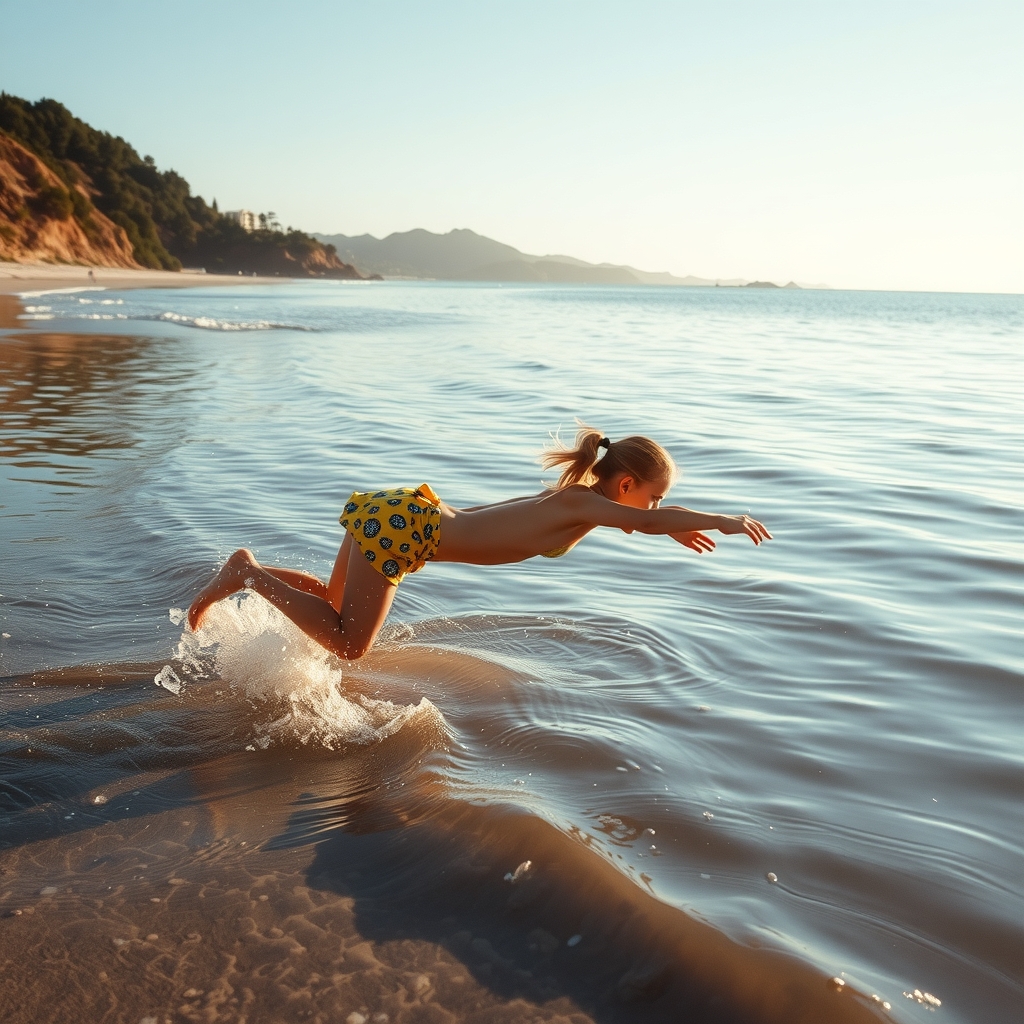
[187,426,771,659]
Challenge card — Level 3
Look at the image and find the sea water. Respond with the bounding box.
[0,281,1021,1023]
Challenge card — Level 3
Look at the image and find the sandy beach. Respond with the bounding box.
[0,262,290,295]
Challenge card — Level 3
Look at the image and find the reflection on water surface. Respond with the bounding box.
[1,282,1021,1023]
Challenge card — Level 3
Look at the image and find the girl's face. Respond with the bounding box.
[612,473,672,510]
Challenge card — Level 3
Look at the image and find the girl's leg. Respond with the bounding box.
[189,535,346,628]
[264,566,329,599]
[190,562,328,619]
[251,530,354,608]
[337,541,398,657]
[326,531,353,612]
[187,544,396,659]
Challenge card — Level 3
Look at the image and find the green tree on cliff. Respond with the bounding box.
[0,93,362,277]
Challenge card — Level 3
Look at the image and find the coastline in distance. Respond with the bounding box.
[314,227,816,288]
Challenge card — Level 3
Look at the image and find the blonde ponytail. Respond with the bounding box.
[541,423,677,490]
[541,423,607,488]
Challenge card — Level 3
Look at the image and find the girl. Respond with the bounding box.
[187,426,771,659]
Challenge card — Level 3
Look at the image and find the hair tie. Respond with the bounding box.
[598,437,611,450]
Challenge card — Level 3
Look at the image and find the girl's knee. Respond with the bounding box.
[335,631,372,660]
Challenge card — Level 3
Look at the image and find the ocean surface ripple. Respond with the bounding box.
[0,282,1021,1023]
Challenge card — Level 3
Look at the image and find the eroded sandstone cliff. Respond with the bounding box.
[0,134,139,268]
[0,95,373,279]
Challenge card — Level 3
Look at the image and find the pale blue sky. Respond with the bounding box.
[4,1,1021,291]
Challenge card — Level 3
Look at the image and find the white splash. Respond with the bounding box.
[170,592,442,750]
[154,665,182,695]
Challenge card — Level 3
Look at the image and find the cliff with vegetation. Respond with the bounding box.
[0,94,368,278]
[0,133,137,266]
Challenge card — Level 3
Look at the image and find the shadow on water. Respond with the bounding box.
[0,665,222,836]
[277,776,888,1024]
[0,656,888,1024]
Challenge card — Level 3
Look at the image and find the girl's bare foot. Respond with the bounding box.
[187,549,258,630]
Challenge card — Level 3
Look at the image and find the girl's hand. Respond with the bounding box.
[715,514,772,545]
[671,530,716,553]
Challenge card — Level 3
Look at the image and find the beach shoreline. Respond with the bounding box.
[0,261,296,295]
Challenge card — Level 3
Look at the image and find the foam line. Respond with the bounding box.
[16,286,106,298]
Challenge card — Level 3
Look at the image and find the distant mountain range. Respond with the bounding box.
[315,227,805,288]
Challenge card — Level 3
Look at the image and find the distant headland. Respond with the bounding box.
[0,94,372,279]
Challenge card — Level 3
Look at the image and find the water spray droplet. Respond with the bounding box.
[154,665,182,695]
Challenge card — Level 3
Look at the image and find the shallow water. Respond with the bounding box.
[1,281,1021,1023]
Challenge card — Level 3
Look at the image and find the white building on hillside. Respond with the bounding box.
[224,209,257,231]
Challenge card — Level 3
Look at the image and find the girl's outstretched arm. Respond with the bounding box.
[568,490,771,544]
[669,508,772,545]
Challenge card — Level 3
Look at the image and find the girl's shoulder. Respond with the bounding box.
[541,484,608,519]
[539,484,592,504]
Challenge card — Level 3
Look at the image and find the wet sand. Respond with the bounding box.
[1,664,890,1024]
[0,262,288,294]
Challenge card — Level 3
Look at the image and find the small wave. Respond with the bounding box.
[153,311,314,332]
[16,300,314,332]
[18,308,128,322]
[169,596,446,750]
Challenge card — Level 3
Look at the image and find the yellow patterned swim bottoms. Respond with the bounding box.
[340,484,442,585]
